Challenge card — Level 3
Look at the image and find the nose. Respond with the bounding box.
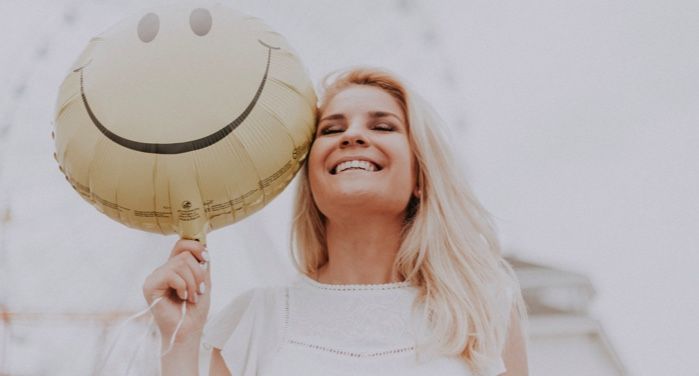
[339,125,367,148]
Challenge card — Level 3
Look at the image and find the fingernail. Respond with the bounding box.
[182,290,188,301]
[202,251,210,261]
[200,262,208,270]
[199,282,206,294]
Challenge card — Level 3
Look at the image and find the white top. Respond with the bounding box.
[202,274,509,376]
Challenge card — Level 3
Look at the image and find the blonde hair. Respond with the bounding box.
[290,67,527,375]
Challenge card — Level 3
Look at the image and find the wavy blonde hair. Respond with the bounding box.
[290,67,527,375]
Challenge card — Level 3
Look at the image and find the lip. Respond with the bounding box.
[329,157,383,175]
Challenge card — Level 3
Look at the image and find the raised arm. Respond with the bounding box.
[160,335,202,375]
[142,239,211,376]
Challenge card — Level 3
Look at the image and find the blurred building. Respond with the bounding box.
[507,256,627,375]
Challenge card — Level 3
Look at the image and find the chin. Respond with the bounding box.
[317,191,408,218]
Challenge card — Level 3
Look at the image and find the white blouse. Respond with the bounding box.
[202,273,509,376]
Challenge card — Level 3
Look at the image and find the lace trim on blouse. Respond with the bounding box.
[298,272,413,291]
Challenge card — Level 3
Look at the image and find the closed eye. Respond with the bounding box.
[374,125,394,131]
[318,125,343,135]
[373,121,397,131]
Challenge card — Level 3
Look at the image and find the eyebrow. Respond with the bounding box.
[369,111,403,121]
[319,111,403,123]
[319,113,346,122]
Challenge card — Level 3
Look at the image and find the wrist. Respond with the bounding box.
[160,332,202,352]
[160,335,201,376]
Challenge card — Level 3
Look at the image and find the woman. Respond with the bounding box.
[143,68,529,375]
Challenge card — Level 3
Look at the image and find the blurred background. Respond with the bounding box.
[1,0,697,375]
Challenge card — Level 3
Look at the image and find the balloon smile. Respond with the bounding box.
[76,39,280,154]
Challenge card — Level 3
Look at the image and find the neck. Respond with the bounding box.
[316,213,406,285]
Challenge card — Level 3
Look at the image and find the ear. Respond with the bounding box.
[413,186,421,198]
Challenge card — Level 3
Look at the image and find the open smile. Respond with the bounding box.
[330,159,383,174]
[76,39,279,154]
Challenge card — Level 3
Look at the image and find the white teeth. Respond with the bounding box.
[334,160,378,174]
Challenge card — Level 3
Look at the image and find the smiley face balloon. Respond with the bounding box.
[53,2,316,241]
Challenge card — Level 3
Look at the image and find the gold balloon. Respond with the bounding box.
[53,3,316,241]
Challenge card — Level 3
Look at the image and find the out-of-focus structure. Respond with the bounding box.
[508,256,627,375]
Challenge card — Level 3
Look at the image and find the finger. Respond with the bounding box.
[183,252,208,295]
[171,257,198,304]
[170,239,208,264]
[164,271,188,301]
[143,268,183,303]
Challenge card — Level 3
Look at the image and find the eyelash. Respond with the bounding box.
[319,123,395,135]
[375,124,394,131]
[319,127,340,135]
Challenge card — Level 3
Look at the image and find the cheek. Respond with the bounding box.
[307,142,327,193]
[397,168,416,196]
[307,138,328,167]
[394,145,417,183]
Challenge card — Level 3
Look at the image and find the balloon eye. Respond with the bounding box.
[137,13,159,43]
[190,8,212,36]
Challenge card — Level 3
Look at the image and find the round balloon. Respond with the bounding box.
[53,2,316,241]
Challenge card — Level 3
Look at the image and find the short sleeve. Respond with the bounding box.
[491,358,507,375]
[202,287,283,376]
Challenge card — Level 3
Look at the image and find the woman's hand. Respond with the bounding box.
[142,239,211,344]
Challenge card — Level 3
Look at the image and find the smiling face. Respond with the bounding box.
[72,4,287,153]
[309,85,417,220]
[53,3,316,237]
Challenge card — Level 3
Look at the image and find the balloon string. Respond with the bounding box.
[160,297,188,356]
[125,314,155,375]
[95,296,188,373]
[94,296,162,374]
